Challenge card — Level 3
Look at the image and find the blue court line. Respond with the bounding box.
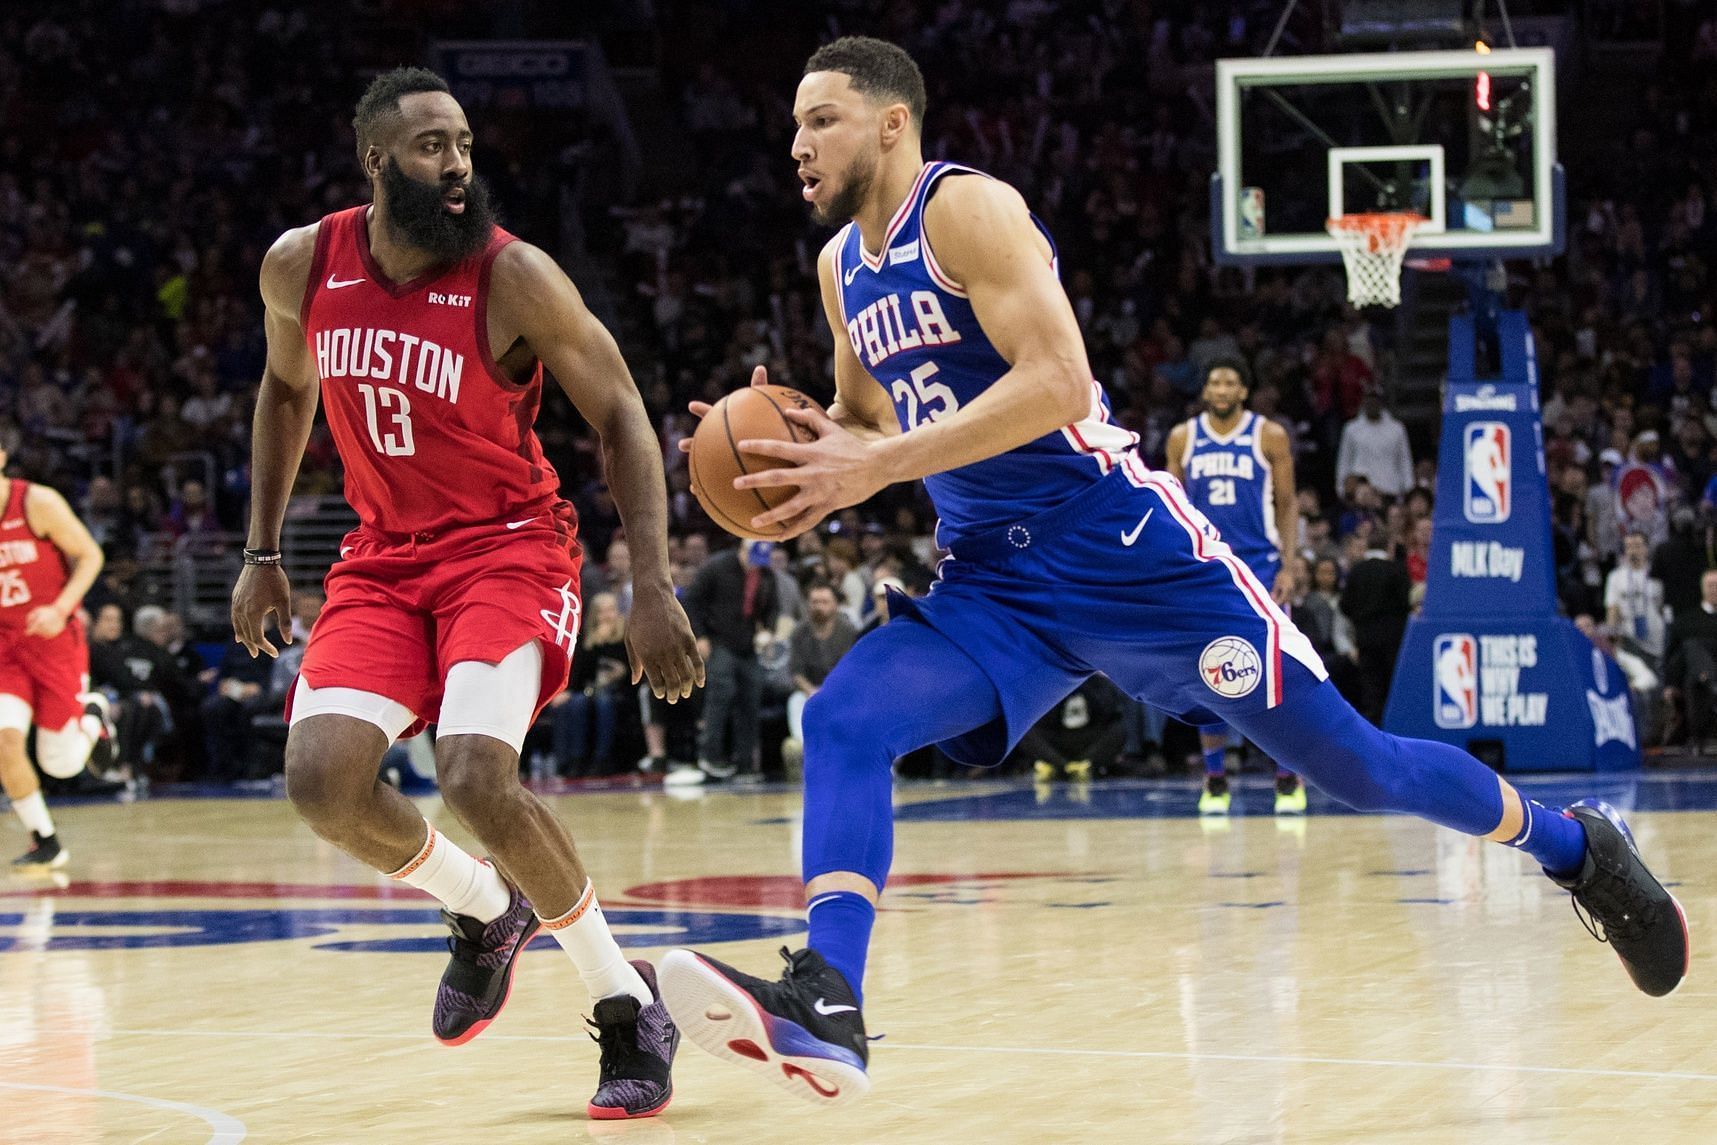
[893,770,1717,822]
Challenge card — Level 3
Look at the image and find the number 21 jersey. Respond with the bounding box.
[300,206,563,537]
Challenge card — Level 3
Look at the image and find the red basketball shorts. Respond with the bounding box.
[294,507,584,738]
[0,617,91,730]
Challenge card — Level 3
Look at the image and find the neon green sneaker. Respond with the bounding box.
[1198,775,1231,815]
[1274,774,1308,814]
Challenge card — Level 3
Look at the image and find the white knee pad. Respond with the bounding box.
[437,642,543,755]
[36,723,93,779]
[0,695,32,735]
[290,679,418,744]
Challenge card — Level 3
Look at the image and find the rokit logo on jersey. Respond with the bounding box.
[1463,423,1511,523]
[1199,636,1261,699]
[1434,634,1478,729]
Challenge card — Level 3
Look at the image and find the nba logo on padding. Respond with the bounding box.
[1434,633,1478,729]
[1463,423,1511,523]
[1199,636,1262,699]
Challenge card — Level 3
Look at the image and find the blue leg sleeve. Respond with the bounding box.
[1236,678,1504,834]
[801,617,1004,890]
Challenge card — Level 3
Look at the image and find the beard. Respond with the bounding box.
[810,147,879,226]
[379,158,497,263]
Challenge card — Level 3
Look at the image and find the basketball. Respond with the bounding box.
[689,384,821,540]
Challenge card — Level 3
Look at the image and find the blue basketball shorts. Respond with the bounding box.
[893,468,1328,767]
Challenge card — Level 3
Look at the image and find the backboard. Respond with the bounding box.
[1212,48,1562,265]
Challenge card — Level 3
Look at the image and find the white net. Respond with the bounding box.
[1326,213,1428,309]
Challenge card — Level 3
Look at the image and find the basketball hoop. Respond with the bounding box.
[1326,213,1428,309]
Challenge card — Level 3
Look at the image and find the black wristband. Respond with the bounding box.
[242,548,283,566]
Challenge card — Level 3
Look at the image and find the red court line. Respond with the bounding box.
[0,880,425,900]
[619,873,1081,910]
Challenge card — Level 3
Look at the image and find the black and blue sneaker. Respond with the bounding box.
[659,946,870,1106]
[1551,799,1689,997]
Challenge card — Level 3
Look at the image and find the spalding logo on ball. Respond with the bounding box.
[1199,636,1262,698]
[689,384,823,541]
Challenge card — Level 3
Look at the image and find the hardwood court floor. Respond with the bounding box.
[0,774,1713,1144]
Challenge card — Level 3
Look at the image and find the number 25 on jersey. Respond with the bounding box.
[890,361,960,429]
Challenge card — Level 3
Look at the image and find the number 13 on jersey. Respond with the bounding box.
[358,383,416,457]
[890,361,960,429]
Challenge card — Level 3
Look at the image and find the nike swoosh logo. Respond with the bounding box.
[339,546,354,558]
[1121,508,1154,547]
[843,263,861,286]
[326,274,365,289]
[506,517,539,530]
[813,998,858,1016]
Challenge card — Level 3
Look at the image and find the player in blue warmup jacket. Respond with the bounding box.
[657,36,1688,1109]
[1166,360,1307,815]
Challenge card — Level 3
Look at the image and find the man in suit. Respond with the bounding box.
[1663,568,1717,751]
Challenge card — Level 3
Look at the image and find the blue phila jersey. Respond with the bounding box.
[833,161,1141,546]
[1178,411,1279,572]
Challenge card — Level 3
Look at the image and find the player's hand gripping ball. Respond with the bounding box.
[689,385,822,541]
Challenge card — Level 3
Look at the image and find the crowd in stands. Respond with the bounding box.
[2,1,1715,781]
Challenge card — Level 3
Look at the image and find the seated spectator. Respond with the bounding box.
[1575,614,1662,746]
[1013,675,1128,782]
[161,479,221,538]
[91,604,201,779]
[549,592,633,777]
[1663,569,1717,753]
[862,576,907,636]
[582,537,634,615]
[200,591,322,782]
[824,535,867,625]
[782,582,859,776]
[1605,529,1668,664]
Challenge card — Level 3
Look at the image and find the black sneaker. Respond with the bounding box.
[587,960,678,1119]
[12,831,66,870]
[1551,799,1689,997]
[432,878,540,1045]
[659,946,870,1106]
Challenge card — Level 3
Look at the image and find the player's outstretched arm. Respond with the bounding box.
[22,485,102,639]
[491,242,702,702]
[232,225,319,658]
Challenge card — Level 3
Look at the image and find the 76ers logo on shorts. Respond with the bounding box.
[1199,636,1262,699]
[1463,423,1511,523]
[1434,633,1478,729]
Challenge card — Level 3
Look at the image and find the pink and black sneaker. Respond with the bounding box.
[587,960,679,1119]
[432,882,540,1046]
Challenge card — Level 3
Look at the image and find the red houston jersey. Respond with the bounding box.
[300,206,565,536]
[0,480,70,627]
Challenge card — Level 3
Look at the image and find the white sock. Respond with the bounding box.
[540,882,652,1005]
[386,823,511,923]
[13,791,54,837]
